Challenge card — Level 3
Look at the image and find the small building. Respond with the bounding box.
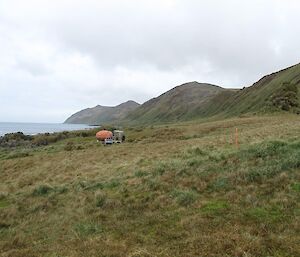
[113,130,125,143]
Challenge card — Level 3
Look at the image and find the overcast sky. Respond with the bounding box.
[0,0,299,122]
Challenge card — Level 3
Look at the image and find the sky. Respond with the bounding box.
[0,0,299,123]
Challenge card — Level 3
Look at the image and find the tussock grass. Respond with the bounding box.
[171,189,198,206]
[95,191,107,207]
[74,222,103,237]
[0,114,300,256]
[32,184,54,196]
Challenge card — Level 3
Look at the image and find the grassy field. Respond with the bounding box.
[0,114,300,257]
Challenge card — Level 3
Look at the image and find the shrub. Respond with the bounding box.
[104,179,120,189]
[171,189,198,206]
[76,145,85,150]
[134,170,149,178]
[32,135,50,146]
[271,82,299,111]
[0,222,10,230]
[95,192,107,207]
[145,179,161,191]
[239,140,287,159]
[187,158,203,167]
[74,222,102,237]
[153,163,166,176]
[56,186,68,194]
[208,177,231,191]
[246,170,264,183]
[64,142,74,151]
[6,151,31,159]
[32,185,53,196]
[0,132,33,147]
[85,182,104,191]
[77,131,89,137]
[0,192,8,201]
[187,147,206,156]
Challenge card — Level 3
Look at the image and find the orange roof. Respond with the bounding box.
[96,130,113,141]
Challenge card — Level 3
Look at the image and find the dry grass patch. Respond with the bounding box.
[0,114,300,256]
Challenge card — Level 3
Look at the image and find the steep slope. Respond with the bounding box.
[199,63,300,118]
[124,82,225,124]
[65,100,140,125]
[65,63,300,125]
[125,63,300,124]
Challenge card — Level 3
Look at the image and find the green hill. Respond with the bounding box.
[65,63,300,126]
[64,100,140,125]
[124,82,225,124]
[125,64,300,124]
[200,63,300,118]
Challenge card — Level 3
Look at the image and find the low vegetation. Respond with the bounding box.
[122,64,300,125]
[0,114,299,256]
[0,128,100,149]
[270,82,299,112]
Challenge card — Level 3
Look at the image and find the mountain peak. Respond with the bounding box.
[117,100,140,107]
[64,101,140,125]
[125,82,225,124]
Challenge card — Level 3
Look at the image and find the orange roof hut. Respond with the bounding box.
[96,130,113,141]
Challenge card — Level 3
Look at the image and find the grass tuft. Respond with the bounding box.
[134,170,149,178]
[171,189,198,206]
[95,192,107,207]
[0,199,10,209]
[208,177,231,191]
[32,185,54,196]
[245,207,284,223]
[200,200,229,215]
[74,222,102,237]
[291,183,300,192]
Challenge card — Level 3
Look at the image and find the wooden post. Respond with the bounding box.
[235,128,239,148]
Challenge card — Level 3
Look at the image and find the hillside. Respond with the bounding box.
[65,64,300,126]
[198,63,300,118]
[124,82,225,124]
[125,64,300,124]
[64,100,140,125]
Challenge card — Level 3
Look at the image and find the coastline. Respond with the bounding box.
[0,122,93,137]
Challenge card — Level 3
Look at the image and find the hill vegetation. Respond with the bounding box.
[2,63,300,256]
[65,64,300,126]
[124,64,300,124]
[124,82,225,124]
[198,63,300,118]
[64,100,140,125]
[0,114,299,256]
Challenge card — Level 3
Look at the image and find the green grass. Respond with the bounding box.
[95,192,107,207]
[292,183,300,192]
[0,114,299,256]
[124,64,300,125]
[200,200,229,215]
[171,189,198,206]
[32,185,54,196]
[0,199,10,209]
[245,207,284,223]
[74,222,103,237]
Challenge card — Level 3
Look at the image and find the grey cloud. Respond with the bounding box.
[0,0,299,122]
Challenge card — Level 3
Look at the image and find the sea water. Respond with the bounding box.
[0,122,93,136]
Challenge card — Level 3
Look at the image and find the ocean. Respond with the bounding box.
[0,122,93,136]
